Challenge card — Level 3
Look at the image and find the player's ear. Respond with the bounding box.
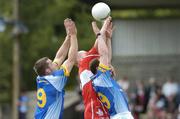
[45,68,51,75]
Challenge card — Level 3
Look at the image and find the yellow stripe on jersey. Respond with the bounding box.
[60,65,70,77]
[53,59,61,69]
[98,63,111,72]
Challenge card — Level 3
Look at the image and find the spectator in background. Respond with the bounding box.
[132,80,146,119]
[177,104,180,119]
[147,85,167,119]
[18,91,29,119]
[162,78,178,98]
[74,89,84,118]
[176,84,180,119]
[144,77,158,113]
[75,76,84,118]
[162,78,179,118]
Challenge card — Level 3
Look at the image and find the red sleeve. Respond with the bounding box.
[88,47,98,55]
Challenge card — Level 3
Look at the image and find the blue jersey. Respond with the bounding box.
[91,65,130,116]
[34,69,68,119]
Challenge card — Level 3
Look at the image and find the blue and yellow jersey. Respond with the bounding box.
[91,64,130,116]
[34,65,69,119]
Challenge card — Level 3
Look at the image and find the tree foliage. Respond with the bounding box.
[0,0,97,102]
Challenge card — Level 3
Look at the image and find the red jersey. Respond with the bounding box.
[78,47,99,74]
[78,47,109,119]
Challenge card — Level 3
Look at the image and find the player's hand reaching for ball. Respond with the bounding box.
[100,16,112,38]
[106,20,113,40]
[92,17,113,40]
[64,18,77,36]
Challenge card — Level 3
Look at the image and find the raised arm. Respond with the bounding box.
[62,18,78,73]
[106,21,116,76]
[92,20,112,62]
[53,35,70,67]
[91,21,100,49]
[106,21,113,65]
[97,17,112,66]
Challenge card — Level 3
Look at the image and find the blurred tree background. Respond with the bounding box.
[1,0,180,103]
[0,0,97,103]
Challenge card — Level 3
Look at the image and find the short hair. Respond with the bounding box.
[33,57,49,76]
[90,59,99,74]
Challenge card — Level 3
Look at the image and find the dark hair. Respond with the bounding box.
[33,57,49,76]
[90,59,99,74]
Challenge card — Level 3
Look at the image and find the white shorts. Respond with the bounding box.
[110,112,134,119]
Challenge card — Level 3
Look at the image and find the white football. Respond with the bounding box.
[91,2,111,21]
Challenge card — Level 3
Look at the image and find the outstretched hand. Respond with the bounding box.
[106,21,113,40]
[64,18,77,36]
[92,17,113,39]
[100,16,112,38]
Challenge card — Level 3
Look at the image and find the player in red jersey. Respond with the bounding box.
[76,21,110,119]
